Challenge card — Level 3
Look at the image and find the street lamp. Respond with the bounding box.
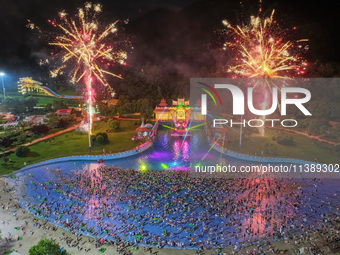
[0,72,5,100]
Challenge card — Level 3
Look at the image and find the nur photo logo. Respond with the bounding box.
[195,79,312,129]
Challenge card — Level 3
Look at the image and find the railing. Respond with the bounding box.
[211,141,314,164]
[204,122,316,165]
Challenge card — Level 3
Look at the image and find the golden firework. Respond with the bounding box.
[27,2,128,150]
[222,9,308,88]
[46,2,127,86]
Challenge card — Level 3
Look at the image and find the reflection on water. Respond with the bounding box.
[122,128,239,171]
[14,128,340,248]
[16,166,340,248]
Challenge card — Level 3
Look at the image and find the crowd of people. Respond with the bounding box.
[16,165,339,252]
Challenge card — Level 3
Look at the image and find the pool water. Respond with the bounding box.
[13,128,340,249]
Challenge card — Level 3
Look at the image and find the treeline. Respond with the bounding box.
[99,97,155,118]
[0,114,76,151]
[0,96,73,116]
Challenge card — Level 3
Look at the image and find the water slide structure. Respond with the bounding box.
[17,77,84,99]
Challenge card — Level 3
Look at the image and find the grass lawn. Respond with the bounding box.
[0,120,140,174]
[55,89,81,96]
[5,92,81,107]
[35,96,81,107]
[223,127,339,164]
[5,92,23,99]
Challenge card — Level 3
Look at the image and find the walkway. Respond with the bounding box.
[3,123,81,154]
[269,127,340,145]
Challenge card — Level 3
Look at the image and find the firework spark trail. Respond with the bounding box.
[222,9,308,90]
[222,9,308,136]
[45,3,127,86]
[28,2,128,150]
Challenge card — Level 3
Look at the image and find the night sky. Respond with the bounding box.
[1,0,340,88]
[0,0,195,78]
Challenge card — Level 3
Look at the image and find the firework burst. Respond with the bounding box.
[46,2,127,86]
[221,9,308,136]
[222,9,308,89]
[28,2,128,150]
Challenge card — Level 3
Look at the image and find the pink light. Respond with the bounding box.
[174,140,180,151]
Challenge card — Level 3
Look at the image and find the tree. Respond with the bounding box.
[15,146,30,157]
[14,133,27,145]
[24,97,38,112]
[71,108,81,117]
[96,134,105,145]
[117,104,129,116]
[4,98,20,109]
[52,100,68,110]
[29,239,68,255]
[137,99,154,118]
[44,103,53,113]
[307,119,329,136]
[47,113,74,129]
[99,104,117,116]
[59,118,69,128]
[98,103,109,116]
[31,124,50,136]
[107,118,120,132]
[1,147,8,163]
[0,137,13,148]
[276,136,294,146]
[46,113,60,128]
[92,132,109,145]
